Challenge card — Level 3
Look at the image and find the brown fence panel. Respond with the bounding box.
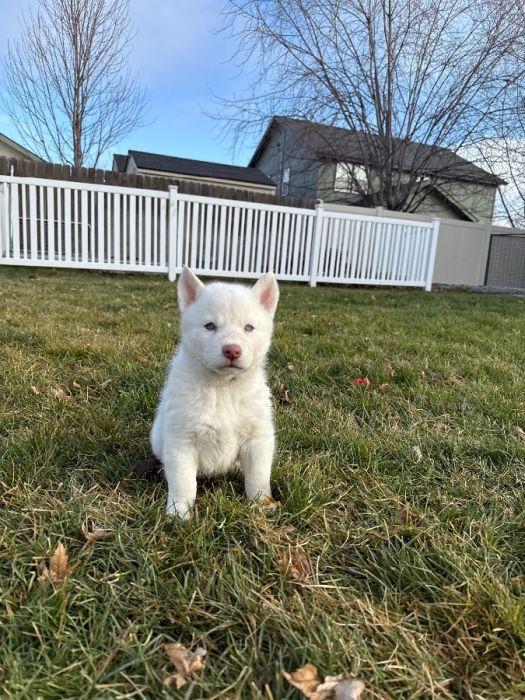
[0,156,314,210]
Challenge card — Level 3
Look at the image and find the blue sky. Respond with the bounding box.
[0,0,258,168]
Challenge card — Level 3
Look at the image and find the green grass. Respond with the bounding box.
[0,266,524,699]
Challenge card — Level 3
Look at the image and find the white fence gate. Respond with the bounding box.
[0,175,439,289]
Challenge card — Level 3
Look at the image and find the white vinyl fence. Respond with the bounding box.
[0,175,440,289]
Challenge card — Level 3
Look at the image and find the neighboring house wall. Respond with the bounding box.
[433,180,496,223]
[0,141,27,159]
[317,161,496,222]
[0,139,42,161]
[255,122,320,199]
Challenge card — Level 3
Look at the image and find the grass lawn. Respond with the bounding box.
[0,266,524,699]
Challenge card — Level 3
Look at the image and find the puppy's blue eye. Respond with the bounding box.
[204,322,217,331]
[245,324,254,332]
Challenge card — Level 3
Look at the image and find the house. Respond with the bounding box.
[0,133,43,161]
[113,150,276,195]
[248,116,505,223]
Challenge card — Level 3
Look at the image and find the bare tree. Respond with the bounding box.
[2,0,149,167]
[218,0,525,212]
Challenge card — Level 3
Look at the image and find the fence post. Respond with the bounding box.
[309,199,324,287]
[425,217,440,291]
[0,183,5,258]
[168,185,178,282]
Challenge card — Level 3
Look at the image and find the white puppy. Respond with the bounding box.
[151,267,279,519]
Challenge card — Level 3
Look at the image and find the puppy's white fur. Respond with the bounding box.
[151,267,279,519]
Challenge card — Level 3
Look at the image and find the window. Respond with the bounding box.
[334,163,368,193]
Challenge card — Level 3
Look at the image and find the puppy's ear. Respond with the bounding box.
[253,272,279,317]
[177,267,205,312]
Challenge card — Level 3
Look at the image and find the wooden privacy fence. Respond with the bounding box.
[0,175,440,289]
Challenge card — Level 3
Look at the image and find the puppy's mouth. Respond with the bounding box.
[218,361,245,373]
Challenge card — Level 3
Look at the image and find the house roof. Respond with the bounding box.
[0,132,44,161]
[121,150,275,187]
[249,116,505,187]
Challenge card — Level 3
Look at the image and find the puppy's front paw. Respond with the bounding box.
[166,500,193,520]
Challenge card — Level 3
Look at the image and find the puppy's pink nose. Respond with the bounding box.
[222,344,242,361]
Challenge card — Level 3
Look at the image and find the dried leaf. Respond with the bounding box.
[378,383,391,393]
[277,546,313,584]
[418,370,426,382]
[287,363,295,371]
[164,643,206,689]
[260,495,281,512]
[31,385,45,395]
[38,543,69,585]
[412,446,423,462]
[79,327,91,334]
[53,387,72,401]
[283,666,365,700]
[352,377,370,388]
[136,354,149,364]
[275,381,290,403]
[283,664,322,698]
[98,379,112,390]
[82,520,114,542]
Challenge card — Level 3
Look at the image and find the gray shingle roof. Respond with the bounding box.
[250,117,505,186]
[128,150,275,187]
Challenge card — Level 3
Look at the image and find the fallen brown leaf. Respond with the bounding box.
[283,664,322,698]
[79,327,91,334]
[31,385,45,395]
[275,381,290,403]
[82,520,114,543]
[49,543,69,581]
[136,354,149,364]
[164,643,206,689]
[98,379,112,390]
[378,383,391,393]
[38,542,69,585]
[260,495,281,512]
[287,363,295,371]
[277,545,313,584]
[53,387,73,401]
[283,665,365,700]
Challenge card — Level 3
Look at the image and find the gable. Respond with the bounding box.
[0,133,43,161]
